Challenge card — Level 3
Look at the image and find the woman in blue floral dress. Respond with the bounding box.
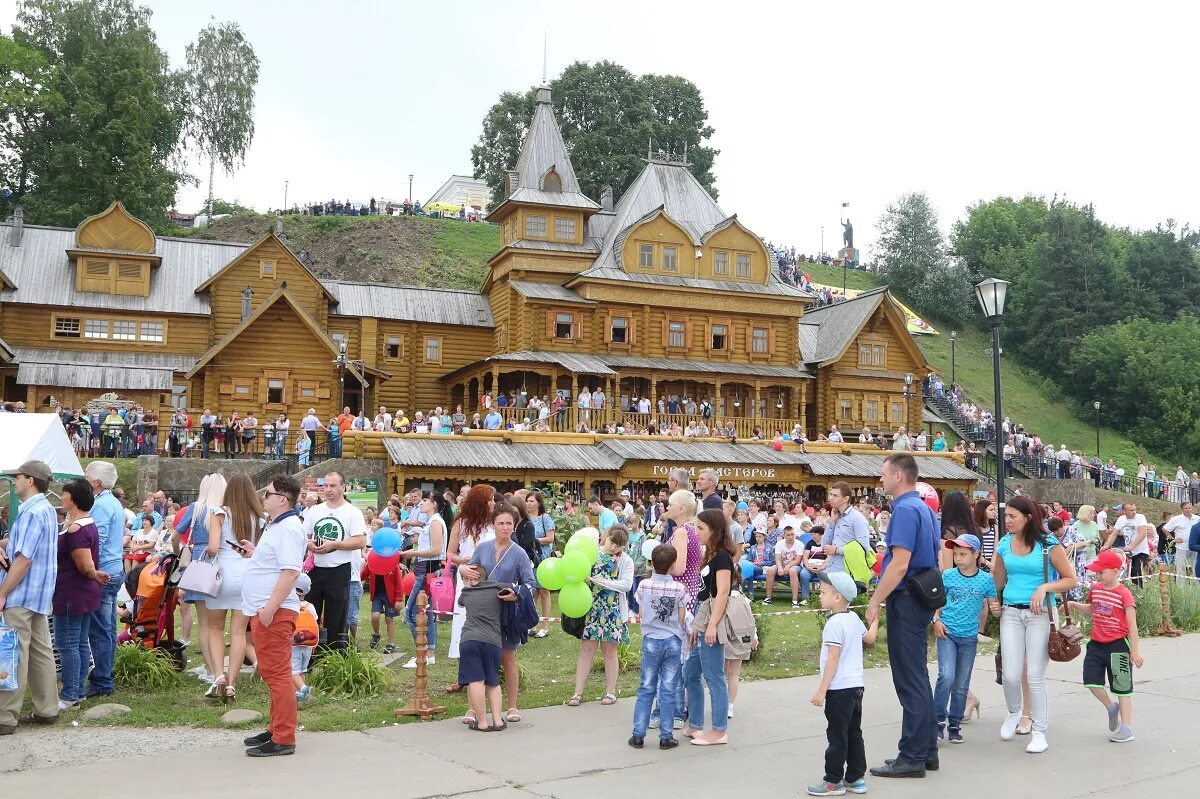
[566,526,633,707]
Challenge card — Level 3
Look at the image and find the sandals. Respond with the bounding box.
[1016,716,1033,735]
[224,684,236,703]
[533,629,548,638]
[467,719,491,732]
[462,712,477,725]
[446,682,464,694]
[506,709,522,723]
[565,695,583,707]
[204,676,226,700]
[600,693,617,705]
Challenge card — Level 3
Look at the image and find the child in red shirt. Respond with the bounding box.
[1068,549,1143,743]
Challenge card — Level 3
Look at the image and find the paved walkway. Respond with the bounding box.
[6,635,1200,797]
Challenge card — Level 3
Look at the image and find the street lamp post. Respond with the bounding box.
[408,174,414,206]
[337,339,347,410]
[903,372,914,431]
[1093,400,1101,459]
[950,330,957,387]
[975,278,1011,507]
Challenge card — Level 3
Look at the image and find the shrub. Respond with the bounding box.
[308,648,389,698]
[113,644,181,691]
[751,611,771,661]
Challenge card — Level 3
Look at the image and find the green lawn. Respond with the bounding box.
[917,323,1168,474]
[800,261,880,292]
[61,593,889,731]
[80,457,138,498]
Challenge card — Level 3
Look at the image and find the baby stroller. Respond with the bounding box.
[119,553,188,671]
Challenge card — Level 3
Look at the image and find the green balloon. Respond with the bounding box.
[558,581,594,618]
[560,550,591,584]
[565,533,599,564]
[537,557,566,591]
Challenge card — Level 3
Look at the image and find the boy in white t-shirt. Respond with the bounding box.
[809,572,879,797]
[763,526,806,607]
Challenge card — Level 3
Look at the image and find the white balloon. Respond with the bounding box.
[575,526,600,545]
[641,537,659,560]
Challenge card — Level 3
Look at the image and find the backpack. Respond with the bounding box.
[293,603,319,647]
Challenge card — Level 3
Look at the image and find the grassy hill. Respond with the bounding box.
[177,213,499,290]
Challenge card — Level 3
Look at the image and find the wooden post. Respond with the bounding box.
[395,592,447,720]
[1154,560,1183,638]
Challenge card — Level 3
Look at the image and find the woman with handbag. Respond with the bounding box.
[992,496,1077,754]
[176,474,224,683]
[399,491,452,669]
[459,503,535,724]
[203,474,264,702]
[683,508,738,746]
[444,485,495,672]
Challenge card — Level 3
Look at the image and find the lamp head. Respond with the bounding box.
[974,277,1011,320]
[1093,400,1101,410]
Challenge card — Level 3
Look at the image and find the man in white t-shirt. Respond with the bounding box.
[1109,502,1151,582]
[373,406,392,432]
[303,471,368,650]
[1163,501,1197,584]
[764,526,807,607]
[239,474,306,757]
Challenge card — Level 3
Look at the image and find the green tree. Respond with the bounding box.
[471,61,719,207]
[874,192,972,323]
[13,0,189,229]
[184,21,260,220]
[0,33,58,217]
[1122,223,1200,320]
[1005,202,1131,373]
[949,195,1048,284]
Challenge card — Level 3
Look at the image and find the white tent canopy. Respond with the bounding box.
[0,413,84,479]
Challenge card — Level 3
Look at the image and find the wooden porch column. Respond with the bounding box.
[714,380,722,418]
[797,382,806,434]
[650,376,658,417]
[613,371,622,413]
[490,364,500,404]
[753,380,761,420]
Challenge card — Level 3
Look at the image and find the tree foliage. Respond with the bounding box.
[471,61,718,207]
[0,32,57,217]
[12,0,190,229]
[874,192,972,324]
[184,20,259,219]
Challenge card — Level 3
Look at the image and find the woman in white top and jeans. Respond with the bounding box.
[992,496,1076,754]
[399,491,451,669]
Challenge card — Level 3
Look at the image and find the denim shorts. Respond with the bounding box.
[291,645,313,676]
[371,594,400,617]
[347,579,363,625]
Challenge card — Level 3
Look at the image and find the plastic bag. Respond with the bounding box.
[0,618,19,692]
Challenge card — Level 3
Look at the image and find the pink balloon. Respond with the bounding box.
[773,440,784,451]
[915,482,940,513]
[367,550,401,576]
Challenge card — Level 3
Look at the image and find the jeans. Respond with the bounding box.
[824,687,866,784]
[1000,606,1050,734]
[934,634,978,729]
[309,562,351,651]
[632,635,681,740]
[86,569,124,694]
[684,638,729,732]
[628,575,643,613]
[405,564,438,652]
[886,590,937,763]
[1176,548,1196,585]
[53,612,92,702]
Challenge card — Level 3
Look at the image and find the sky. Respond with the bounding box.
[5,0,1199,259]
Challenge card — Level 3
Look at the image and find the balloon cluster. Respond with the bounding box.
[367,529,403,579]
[536,527,601,618]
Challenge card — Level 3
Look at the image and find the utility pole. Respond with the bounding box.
[409,174,414,204]
[283,180,289,212]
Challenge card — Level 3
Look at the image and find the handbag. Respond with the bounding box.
[0,616,19,692]
[427,561,455,619]
[1043,545,1083,662]
[177,553,222,597]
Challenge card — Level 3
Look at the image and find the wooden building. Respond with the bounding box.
[0,83,932,447]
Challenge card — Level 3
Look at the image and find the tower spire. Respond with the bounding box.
[542,29,547,83]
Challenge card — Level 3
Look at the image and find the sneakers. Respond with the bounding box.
[243,730,273,747]
[1106,701,1120,733]
[727,703,734,718]
[672,717,684,730]
[761,597,773,605]
[401,655,434,669]
[659,737,679,750]
[937,723,945,740]
[1109,725,1134,743]
[295,685,312,702]
[57,699,81,712]
[369,634,381,649]
[383,643,396,655]
[1025,731,1048,753]
[807,780,847,796]
[648,717,660,730]
[843,778,868,794]
[792,600,801,608]
[1000,712,1022,741]
[628,735,644,749]
[947,729,963,744]
[246,740,296,757]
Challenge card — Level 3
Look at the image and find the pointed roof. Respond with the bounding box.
[798,287,927,368]
[193,231,338,303]
[488,86,599,219]
[572,160,807,297]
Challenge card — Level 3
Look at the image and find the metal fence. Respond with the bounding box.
[65,423,341,464]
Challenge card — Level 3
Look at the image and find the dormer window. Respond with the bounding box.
[542,168,562,192]
[662,247,678,272]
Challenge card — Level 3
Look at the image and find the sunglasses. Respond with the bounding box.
[263,490,288,500]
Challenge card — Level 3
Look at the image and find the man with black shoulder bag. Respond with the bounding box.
[867,454,944,779]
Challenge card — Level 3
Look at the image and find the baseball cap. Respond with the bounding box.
[944,533,981,552]
[620,489,631,497]
[1086,549,1124,573]
[2,459,52,482]
[295,572,312,594]
[819,571,858,603]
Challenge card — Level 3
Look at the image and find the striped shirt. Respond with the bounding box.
[1087,583,1135,643]
[2,492,59,615]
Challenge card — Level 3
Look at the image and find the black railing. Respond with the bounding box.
[64,422,339,464]
[922,384,989,443]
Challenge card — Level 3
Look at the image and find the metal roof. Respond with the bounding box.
[0,336,12,360]
[12,348,195,391]
[0,224,246,315]
[573,266,810,298]
[598,438,810,465]
[504,188,598,211]
[384,436,622,471]
[509,281,594,304]
[797,287,889,365]
[323,280,494,327]
[801,452,977,480]
[602,354,810,379]
[483,351,617,376]
[502,239,598,254]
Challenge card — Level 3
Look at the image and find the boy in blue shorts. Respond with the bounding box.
[457,564,508,731]
[933,533,999,742]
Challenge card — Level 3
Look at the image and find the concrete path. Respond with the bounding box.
[5,635,1200,798]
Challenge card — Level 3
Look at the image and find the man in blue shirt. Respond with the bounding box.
[588,495,618,535]
[0,460,62,731]
[484,409,503,430]
[84,460,127,698]
[867,453,941,778]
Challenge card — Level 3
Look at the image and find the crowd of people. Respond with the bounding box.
[926,375,1200,501]
[271,196,484,221]
[2,453,1194,782]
